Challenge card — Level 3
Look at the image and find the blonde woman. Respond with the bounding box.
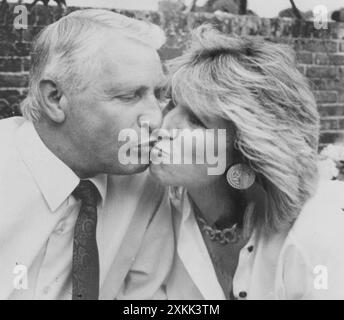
[150,25,344,300]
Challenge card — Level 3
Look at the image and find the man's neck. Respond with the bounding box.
[33,121,96,179]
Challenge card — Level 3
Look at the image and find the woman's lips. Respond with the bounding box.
[150,140,171,162]
[131,138,157,151]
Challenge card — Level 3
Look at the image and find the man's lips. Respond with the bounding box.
[137,139,157,150]
[129,139,158,158]
[150,140,171,159]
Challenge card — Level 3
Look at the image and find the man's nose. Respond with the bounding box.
[137,100,162,133]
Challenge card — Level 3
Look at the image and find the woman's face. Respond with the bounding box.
[149,102,235,188]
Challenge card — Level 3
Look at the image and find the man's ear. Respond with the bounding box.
[39,79,66,123]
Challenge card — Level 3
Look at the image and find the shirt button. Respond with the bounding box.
[239,291,247,298]
[247,245,254,252]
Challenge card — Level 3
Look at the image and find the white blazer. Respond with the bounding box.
[0,117,174,300]
[166,180,344,300]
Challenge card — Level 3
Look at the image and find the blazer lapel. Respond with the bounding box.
[176,193,226,300]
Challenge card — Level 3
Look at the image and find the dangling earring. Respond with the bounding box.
[226,163,255,190]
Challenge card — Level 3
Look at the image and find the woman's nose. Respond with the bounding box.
[161,108,182,131]
[160,110,183,139]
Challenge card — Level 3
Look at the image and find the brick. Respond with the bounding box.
[331,54,344,65]
[0,98,17,119]
[339,118,344,130]
[339,67,344,78]
[308,79,344,91]
[318,105,344,117]
[14,42,32,56]
[340,42,344,52]
[0,58,22,72]
[0,73,28,87]
[23,58,31,72]
[338,92,344,103]
[290,20,317,38]
[296,52,313,65]
[0,27,21,42]
[314,53,330,65]
[0,89,21,100]
[321,118,339,130]
[320,131,344,144]
[315,91,337,103]
[293,39,338,53]
[306,66,337,78]
[0,42,18,56]
[321,79,344,90]
[314,53,344,65]
[309,79,324,91]
[0,42,31,57]
[5,91,24,105]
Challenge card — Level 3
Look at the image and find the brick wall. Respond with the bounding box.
[1,3,344,145]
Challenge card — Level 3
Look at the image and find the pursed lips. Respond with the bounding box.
[150,139,171,158]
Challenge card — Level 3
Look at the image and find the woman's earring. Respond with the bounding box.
[226,163,256,190]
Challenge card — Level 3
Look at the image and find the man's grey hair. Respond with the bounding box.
[21,9,166,121]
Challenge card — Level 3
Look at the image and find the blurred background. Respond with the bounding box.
[3,0,344,18]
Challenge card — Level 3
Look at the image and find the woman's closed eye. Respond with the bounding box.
[154,86,169,102]
[162,99,176,116]
[187,111,206,128]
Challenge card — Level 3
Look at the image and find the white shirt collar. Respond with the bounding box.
[15,120,107,212]
[88,174,107,208]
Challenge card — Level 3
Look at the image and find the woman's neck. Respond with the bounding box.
[187,177,241,227]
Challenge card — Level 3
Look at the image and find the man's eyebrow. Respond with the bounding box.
[104,85,149,97]
[104,77,167,97]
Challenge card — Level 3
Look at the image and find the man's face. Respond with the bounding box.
[62,36,165,176]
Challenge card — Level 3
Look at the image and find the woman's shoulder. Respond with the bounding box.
[277,180,344,299]
[288,179,344,252]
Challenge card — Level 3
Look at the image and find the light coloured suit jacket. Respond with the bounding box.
[0,117,174,300]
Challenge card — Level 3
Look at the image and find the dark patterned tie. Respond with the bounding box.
[72,180,100,300]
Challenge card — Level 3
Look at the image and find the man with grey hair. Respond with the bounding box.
[0,9,173,300]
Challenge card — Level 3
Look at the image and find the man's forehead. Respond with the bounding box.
[104,73,166,94]
[99,37,164,88]
[101,33,159,63]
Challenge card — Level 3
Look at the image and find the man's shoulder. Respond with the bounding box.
[0,117,26,170]
[296,180,344,224]
[0,116,25,140]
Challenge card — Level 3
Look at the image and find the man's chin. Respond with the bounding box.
[115,163,150,175]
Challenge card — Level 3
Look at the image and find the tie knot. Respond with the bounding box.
[72,180,100,207]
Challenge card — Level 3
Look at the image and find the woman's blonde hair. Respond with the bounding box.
[169,25,320,235]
